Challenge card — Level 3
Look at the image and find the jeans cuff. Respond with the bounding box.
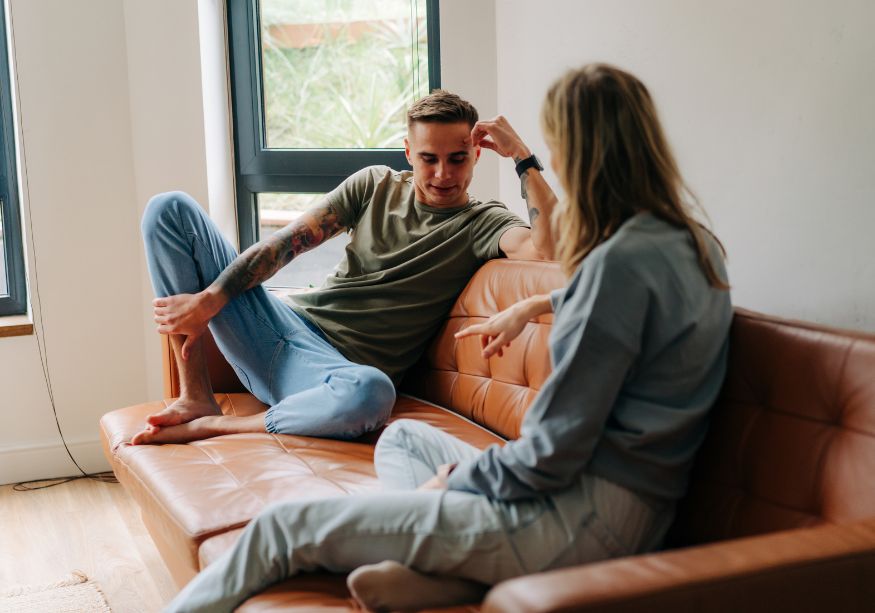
[264,407,280,434]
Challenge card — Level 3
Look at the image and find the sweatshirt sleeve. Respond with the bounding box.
[446,251,650,500]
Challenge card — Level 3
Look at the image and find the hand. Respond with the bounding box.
[454,301,531,359]
[418,463,456,490]
[470,115,531,161]
[153,290,224,360]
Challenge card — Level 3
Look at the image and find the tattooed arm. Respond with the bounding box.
[212,203,344,301]
[152,202,345,356]
[470,116,558,259]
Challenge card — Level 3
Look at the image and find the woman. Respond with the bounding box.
[165,64,732,613]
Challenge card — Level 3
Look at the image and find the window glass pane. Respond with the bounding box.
[259,193,350,288]
[259,0,429,149]
[0,206,6,296]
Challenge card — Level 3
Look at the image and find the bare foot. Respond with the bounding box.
[145,397,222,428]
[347,561,487,612]
[131,415,222,445]
[130,413,267,446]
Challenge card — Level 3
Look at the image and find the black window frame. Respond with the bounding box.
[227,0,441,250]
[0,0,26,316]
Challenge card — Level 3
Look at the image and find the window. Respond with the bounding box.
[0,0,25,316]
[228,0,440,287]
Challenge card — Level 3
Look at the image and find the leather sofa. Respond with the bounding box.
[100,259,875,611]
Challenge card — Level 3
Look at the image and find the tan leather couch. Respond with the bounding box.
[100,259,875,612]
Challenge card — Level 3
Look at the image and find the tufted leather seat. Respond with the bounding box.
[100,259,561,610]
[100,260,875,611]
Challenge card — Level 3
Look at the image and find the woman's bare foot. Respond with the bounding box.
[347,561,487,612]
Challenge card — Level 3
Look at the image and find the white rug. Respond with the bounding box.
[0,571,112,612]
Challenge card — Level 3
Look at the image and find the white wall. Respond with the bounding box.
[0,0,148,483]
[440,0,500,203]
[0,0,231,484]
[493,0,875,331]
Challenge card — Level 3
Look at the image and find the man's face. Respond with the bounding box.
[405,121,480,208]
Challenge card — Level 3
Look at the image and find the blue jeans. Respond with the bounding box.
[164,419,675,612]
[141,191,395,438]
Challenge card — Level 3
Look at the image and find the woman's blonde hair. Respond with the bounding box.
[540,64,728,288]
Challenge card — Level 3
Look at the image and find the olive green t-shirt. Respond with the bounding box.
[285,165,528,385]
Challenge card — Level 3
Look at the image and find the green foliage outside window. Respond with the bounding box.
[260,0,429,151]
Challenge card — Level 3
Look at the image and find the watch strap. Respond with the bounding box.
[515,154,544,177]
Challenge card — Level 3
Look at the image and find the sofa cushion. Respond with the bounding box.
[100,394,506,584]
[402,259,565,440]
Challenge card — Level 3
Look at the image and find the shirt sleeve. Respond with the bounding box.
[446,251,650,500]
[324,166,383,230]
[549,287,565,312]
[469,202,530,261]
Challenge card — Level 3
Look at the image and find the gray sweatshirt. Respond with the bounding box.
[447,212,733,502]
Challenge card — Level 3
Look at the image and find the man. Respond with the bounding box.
[132,91,555,445]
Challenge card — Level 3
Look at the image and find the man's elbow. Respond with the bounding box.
[528,237,554,261]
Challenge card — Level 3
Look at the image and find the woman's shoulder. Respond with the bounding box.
[580,212,727,298]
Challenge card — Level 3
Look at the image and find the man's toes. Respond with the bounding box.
[146,409,181,427]
[131,430,153,445]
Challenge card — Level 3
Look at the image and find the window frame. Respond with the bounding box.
[227,0,441,250]
[0,0,26,316]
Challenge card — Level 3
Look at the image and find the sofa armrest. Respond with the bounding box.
[482,518,875,613]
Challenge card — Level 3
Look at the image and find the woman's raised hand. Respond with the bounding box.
[454,302,532,359]
[455,294,554,359]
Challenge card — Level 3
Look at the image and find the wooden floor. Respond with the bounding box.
[0,477,176,611]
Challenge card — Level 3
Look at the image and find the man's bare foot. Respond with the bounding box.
[131,415,222,445]
[145,397,222,429]
[130,413,267,446]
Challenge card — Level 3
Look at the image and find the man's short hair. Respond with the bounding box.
[407,90,479,129]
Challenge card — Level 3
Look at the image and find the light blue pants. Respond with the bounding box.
[141,191,395,438]
[164,419,675,613]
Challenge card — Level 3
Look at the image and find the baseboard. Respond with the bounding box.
[0,438,110,486]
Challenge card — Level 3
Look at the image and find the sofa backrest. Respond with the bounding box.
[401,259,566,440]
[670,308,875,546]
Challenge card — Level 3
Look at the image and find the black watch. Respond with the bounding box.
[515,154,544,177]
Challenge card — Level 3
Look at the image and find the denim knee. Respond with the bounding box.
[376,418,417,454]
[141,190,200,241]
[334,366,396,431]
[266,365,397,438]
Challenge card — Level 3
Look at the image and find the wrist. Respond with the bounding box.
[524,294,553,317]
[200,287,227,317]
[512,146,532,164]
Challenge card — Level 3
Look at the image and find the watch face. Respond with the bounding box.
[532,155,544,171]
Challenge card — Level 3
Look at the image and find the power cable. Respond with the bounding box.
[7,7,117,492]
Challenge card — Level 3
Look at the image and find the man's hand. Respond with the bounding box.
[153,289,225,360]
[472,115,558,260]
[418,463,456,490]
[470,115,531,161]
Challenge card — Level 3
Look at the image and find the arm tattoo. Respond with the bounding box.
[214,204,344,300]
[528,206,540,229]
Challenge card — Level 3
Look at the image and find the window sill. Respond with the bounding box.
[0,315,34,338]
